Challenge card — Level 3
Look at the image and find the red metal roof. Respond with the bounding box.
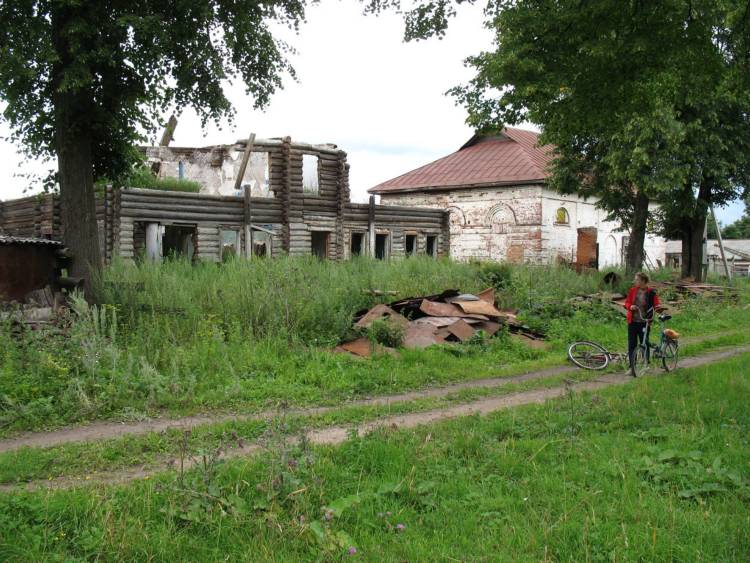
[368,128,553,194]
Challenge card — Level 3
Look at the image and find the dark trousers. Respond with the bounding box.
[628,322,649,366]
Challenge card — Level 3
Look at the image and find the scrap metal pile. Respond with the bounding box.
[335,288,545,358]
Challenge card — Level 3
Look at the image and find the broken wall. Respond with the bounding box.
[379,185,545,263]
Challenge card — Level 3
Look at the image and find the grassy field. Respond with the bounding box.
[1,258,748,435]
[0,353,747,561]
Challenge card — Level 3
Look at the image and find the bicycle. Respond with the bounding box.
[629,310,680,377]
[567,310,679,374]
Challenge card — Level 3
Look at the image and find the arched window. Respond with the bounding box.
[555,207,570,225]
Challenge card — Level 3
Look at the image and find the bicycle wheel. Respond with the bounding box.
[661,341,679,372]
[630,346,649,377]
[568,341,609,370]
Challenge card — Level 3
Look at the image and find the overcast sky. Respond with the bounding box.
[0,0,744,224]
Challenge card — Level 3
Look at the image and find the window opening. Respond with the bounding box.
[239,152,272,198]
[252,230,272,257]
[426,235,437,257]
[221,229,240,261]
[302,155,320,194]
[405,234,417,256]
[350,232,364,257]
[311,231,330,259]
[163,225,195,260]
[375,233,389,260]
[555,207,570,225]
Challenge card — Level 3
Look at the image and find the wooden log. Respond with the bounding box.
[121,201,243,215]
[125,210,243,222]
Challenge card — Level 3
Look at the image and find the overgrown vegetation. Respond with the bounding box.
[125,165,201,193]
[0,258,747,434]
[0,354,748,560]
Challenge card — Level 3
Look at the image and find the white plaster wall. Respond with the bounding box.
[380,185,544,263]
[380,185,666,269]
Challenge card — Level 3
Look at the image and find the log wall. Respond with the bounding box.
[1,139,450,262]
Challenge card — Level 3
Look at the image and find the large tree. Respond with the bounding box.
[0,0,305,294]
[380,0,750,278]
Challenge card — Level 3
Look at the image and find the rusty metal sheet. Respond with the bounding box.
[354,304,410,330]
[444,318,476,342]
[477,287,495,304]
[412,316,463,328]
[473,320,502,336]
[454,299,504,317]
[403,325,445,349]
[419,300,469,318]
[337,337,372,357]
[412,316,487,330]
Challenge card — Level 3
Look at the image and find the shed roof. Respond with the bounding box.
[0,235,63,246]
[368,127,553,194]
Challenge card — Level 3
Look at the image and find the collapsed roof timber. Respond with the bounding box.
[0,137,450,262]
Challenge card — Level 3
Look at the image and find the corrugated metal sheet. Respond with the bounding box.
[0,235,63,246]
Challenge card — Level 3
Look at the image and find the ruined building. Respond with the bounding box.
[369,128,666,268]
[0,137,449,262]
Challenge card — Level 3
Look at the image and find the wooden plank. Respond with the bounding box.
[233,132,256,193]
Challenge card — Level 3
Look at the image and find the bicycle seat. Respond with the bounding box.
[659,314,672,322]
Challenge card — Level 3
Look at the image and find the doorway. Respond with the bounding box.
[375,233,389,260]
[350,232,364,257]
[576,227,598,268]
[311,231,330,260]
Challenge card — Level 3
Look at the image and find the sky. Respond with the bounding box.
[0,0,745,225]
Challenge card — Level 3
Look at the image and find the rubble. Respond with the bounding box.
[569,278,739,316]
[337,287,545,356]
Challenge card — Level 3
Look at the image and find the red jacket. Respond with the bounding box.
[624,286,661,324]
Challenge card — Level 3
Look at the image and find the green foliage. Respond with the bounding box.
[367,319,405,348]
[476,261,512,289]
[0,353,749,560]
[0,259,747,434]
[125,166,201,193]
[0,1,305,184]
[401,0,750,275]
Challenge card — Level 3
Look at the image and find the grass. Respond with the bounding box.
[1,258,748,435]
[0,331,745,486]
[0,353,747,561]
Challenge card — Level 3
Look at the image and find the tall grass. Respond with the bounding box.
[0,257,746,432]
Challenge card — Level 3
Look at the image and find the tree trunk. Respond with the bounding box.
[680,180,710,281]
[625,189,649,276]
[52,6,103,301]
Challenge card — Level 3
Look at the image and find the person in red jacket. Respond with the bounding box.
[624,272,661,373]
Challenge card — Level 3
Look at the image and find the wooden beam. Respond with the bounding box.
[234,133,257,193]
[159,115,178,147]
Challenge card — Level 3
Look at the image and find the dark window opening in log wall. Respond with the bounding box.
[164,225,195,260]
[303,155,320,195]
[221,229,240,261]
[405,234,417,256]
[375,233,389,260]
[350,232,364,256]
[311,231,330,259]
[426,235,437,257]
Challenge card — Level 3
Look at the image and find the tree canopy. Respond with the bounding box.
[382,0,750,277]
[0,0,306,292]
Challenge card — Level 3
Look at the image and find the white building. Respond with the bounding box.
[369,128,665,268]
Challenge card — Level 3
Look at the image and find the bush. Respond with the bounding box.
[367,319,405,348]
[476,261,513,289]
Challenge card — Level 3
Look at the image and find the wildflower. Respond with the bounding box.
[324,510,333,522]
[348,547,357,556]
[396,523,405,532]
